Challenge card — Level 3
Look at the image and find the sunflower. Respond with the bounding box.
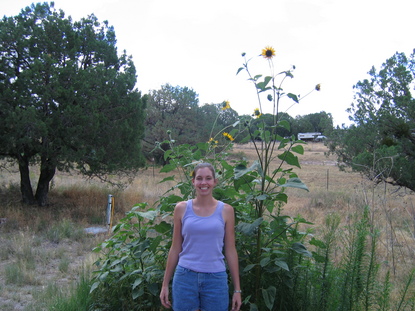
[208,137,218,147]
[221,100,231,110]
[261,46,276,59]
[222,132,235,141]
[253,108,262,118]
[315,84,321,91]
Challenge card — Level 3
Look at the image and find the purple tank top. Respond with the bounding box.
[178,200,226,273]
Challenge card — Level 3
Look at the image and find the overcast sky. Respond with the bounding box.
[2,0,414,126]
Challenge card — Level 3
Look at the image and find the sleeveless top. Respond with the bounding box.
[178,199,226,273]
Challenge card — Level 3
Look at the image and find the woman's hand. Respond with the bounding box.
[231,292,242,311]
[160,286,172,309]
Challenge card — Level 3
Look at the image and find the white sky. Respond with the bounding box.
[2,0,415,126]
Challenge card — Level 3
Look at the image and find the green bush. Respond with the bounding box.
[90,204,170,310]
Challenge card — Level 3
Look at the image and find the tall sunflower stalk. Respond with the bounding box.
[235,46,319,307]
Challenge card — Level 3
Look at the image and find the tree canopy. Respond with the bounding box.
[0,2,146,206]
[291,111,333,136]
[327,50,415,191]
[142,84,200,163]
[142,84,240,164]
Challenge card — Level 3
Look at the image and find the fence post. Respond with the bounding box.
[326,169,329,191]
[106,194,113,229]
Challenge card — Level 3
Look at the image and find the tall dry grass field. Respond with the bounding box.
[0,142,414,309]
[236,142,415,303]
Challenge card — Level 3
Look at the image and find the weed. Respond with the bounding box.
[4,261,38,286]
[59,256,70,273]
[45,219,85,243]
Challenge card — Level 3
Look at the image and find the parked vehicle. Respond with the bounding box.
[297,132,321,141]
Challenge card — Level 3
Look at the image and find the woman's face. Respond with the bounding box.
[192,167,217,196]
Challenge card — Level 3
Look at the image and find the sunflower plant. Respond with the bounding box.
[91,47,320,311]
[229,47,322,310]
[153,47,320,310]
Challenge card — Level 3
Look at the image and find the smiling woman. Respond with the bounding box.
[160,163,242,311]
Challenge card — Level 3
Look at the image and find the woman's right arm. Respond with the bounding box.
[160,201,185,309]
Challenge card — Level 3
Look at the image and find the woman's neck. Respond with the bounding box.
[193,196,216,208]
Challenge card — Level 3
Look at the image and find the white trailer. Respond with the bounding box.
[297,132,321,140]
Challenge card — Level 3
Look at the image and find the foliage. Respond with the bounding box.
[24,272,93,311]
[250,112,293,139]
[91,48,414,310]
[142,84,239,164]
[327,50,415,191]
[0,3,146,206]
[90,204,170,310]
[291,111,334,136]
[289,207,410,311]
[232,51,320,309]
[91,47,319,310]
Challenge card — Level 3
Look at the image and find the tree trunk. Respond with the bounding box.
[35,156,56,207]
[18,154,36,205]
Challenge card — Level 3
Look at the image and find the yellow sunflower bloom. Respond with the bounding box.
[208,137,218,146]
[222,132,235,141]
[221,100,231,110]
[261,46,276,59]
[253,108,262,118]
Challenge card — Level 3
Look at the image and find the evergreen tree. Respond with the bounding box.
[328,50,415,191]
[0,3,146,206]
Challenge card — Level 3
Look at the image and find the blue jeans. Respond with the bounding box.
[172,265,229,311]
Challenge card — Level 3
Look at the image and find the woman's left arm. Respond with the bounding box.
[223,204,242,311]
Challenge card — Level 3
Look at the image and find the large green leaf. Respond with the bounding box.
[291,144,304,155]
[154,221,171,234]
[89,281,99,293]
[243,263,256,272]
[236,217,263,235]
[291,242,312,257]
[132,278,143,290]
[280,177,309,191]
[159,175,175,183]
[136,210,157,220]
[287,93,299,103]
[132,286,144,300]
[278,119,290,131]
[149,235,163,252]
[274,192,288,203]
[275,259,290,271]
[309,237,326,249]
[260,257,271,267]
[256,76,273,92]
[278,151,301,168]
[234,160,261,179]
[196,142,208,151]
[234,175,256,191]
[262,286,276,310]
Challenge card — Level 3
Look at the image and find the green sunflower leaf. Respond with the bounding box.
[287,93,299,103]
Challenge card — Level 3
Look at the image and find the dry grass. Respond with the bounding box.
[0,142,414,309]
[234,142,415,300]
